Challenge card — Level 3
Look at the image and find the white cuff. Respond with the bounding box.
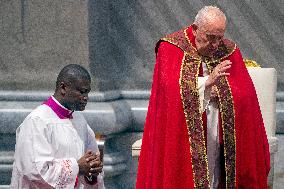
[79,172,105,189]
[53,158,79,188]
[198,76,210,112]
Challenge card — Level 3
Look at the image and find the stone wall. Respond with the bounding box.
[0,0,89,90]
[0,0,283,91]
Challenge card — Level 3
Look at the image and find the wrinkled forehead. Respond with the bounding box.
[199,18,226,36]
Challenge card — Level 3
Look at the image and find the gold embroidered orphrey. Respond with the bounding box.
[156,27,237,189]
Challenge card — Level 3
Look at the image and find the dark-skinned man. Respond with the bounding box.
[11,64,104,189]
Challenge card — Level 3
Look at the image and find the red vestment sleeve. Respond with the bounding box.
[136,42,195,189]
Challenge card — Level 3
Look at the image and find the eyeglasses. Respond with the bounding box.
[205,34,223,43]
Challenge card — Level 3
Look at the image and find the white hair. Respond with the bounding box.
[194,6,227,27]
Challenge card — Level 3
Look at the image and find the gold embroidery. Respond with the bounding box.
[204,59,236,189]
[160,38,179,48]
[159,26,237,188]
[220,45,236,60]
[218,43,236,60]
[184,29,198,52]
[179,54,210,188]
[244,59,261,67]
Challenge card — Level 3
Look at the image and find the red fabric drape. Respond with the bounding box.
[136,27,270,189]
[225,48,270,188]
[136,42,195,189]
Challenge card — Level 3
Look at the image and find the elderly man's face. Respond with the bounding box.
[193,19,226,57]
[63,78,91,111]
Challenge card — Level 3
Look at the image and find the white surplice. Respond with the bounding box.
[10,103,105,189]
[198,63,220,189]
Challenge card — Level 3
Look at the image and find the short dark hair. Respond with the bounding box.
[56,64,91,90]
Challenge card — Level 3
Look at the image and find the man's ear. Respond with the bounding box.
[192,24,198,36]
[59,82,67,96]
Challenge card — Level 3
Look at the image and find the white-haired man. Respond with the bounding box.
[136,6,270,189]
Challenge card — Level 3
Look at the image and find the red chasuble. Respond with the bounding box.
[136,26,270,189]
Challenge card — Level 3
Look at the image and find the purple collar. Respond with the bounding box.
[43,96,73,119]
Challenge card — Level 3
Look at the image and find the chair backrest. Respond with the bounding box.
[247,68,277,137]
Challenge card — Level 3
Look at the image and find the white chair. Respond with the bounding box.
[247,67,277,188]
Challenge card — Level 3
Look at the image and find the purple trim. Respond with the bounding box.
[43,96,73,119]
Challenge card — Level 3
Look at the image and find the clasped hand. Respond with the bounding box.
[205,60,232,88]
[205,60,232,102]
[77,150,103,177]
